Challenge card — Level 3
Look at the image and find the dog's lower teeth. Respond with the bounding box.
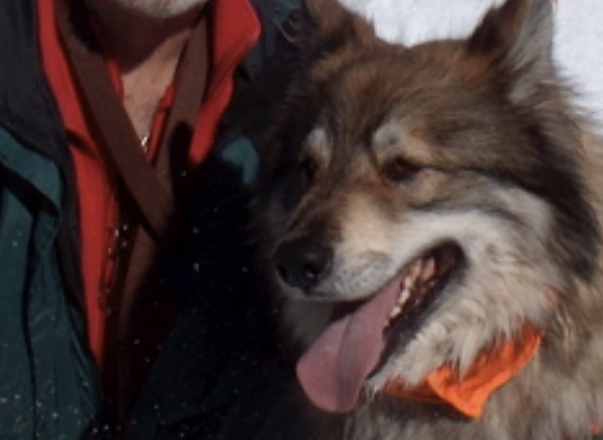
[389,305,402,320]
[397,288,410,306]
[404,263,422,289]
[385,254,442,331]
[386,286,413,329]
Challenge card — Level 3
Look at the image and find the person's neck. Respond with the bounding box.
[87,0,204,72]
[85,0,206,140]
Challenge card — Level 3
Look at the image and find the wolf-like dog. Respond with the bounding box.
[255,0,603,438]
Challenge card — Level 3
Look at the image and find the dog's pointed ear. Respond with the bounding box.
[466,0,556,104]
[303,0,379,54]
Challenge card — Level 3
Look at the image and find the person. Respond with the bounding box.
[0,0,311,438]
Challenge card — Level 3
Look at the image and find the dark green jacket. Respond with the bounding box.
[0,0,309,439]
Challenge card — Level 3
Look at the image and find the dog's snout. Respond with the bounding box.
[275,238,333,292]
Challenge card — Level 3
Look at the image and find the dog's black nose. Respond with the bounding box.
[274,238,333,292]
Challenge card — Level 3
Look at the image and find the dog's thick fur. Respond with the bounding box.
[255,0,603,438]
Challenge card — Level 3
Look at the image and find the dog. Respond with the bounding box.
[255,0,603,438]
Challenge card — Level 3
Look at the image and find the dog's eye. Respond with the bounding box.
[300,156,319,185]
[383,158,420,182]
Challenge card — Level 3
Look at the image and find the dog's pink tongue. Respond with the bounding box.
[296,276,403,413]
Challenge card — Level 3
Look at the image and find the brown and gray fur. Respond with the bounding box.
[255,0,603,438]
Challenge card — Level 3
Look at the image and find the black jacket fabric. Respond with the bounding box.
[0,0,311,438]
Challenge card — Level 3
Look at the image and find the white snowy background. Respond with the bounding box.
[338,0,603,126]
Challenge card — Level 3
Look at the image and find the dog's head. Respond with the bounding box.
[256,0,600,416]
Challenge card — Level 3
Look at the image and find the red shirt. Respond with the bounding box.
[37,0,260,365]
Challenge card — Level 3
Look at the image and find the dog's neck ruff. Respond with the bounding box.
[384,324,541,418]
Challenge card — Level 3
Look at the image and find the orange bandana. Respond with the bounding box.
[385,324,542,418]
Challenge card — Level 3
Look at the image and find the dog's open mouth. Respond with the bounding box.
[383,243,462,353]
[296,242,463,413]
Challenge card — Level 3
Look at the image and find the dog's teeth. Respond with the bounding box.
[386,260,425,330]
[397,288,410,306]
[386,288,412,330]
[404,262,422,289]
[389,305,402,320]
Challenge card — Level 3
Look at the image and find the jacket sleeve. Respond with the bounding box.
[0,126,101,440]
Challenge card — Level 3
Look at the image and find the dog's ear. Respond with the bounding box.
[303,0,378,54]
[466,0,556,104]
